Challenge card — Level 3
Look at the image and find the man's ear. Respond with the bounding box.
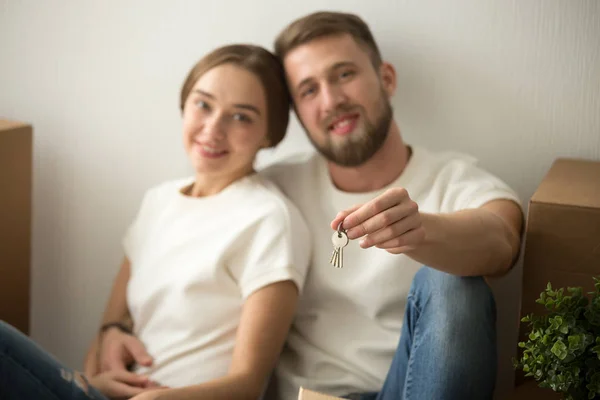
[379,62,397,97]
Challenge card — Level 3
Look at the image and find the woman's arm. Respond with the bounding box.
[150,280,299,400]
[84,257,147,375]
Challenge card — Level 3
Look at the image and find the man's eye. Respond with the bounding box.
[340,70,355,79]
[233,113,251,123]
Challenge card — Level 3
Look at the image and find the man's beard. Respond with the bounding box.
[304,93,393,167]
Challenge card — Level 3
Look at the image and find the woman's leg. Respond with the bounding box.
[0,320,109,400]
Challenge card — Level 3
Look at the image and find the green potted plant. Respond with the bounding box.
[514,277,600,399]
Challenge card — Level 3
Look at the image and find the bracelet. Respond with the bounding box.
[100,321,133,335]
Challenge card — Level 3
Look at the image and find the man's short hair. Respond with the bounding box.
[274,11,383,69]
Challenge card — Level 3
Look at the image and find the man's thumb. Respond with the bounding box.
[126,337,153,366]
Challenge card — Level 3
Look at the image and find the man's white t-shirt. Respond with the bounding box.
[262,146,521,399]
[123,173,311,388]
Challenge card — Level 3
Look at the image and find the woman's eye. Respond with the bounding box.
[301,86,316,98]
[196,100,210,110]
[233,113,252,123]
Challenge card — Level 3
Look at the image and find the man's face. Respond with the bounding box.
[283,34,394,167]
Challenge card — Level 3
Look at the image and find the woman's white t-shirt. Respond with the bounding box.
[123,173,311,387]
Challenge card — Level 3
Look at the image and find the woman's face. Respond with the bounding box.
[182,63,269,180]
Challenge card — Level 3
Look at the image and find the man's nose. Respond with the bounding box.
[321,83,347,113]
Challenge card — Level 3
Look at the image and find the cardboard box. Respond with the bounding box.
[521,158,600,318]
[297,388,344,400]
[0,119,32,334]
[509,157,600,398]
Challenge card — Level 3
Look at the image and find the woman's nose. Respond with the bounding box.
[201,115,226,141]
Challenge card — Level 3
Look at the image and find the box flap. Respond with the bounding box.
[531,158,600,209]
[0,119,30,132]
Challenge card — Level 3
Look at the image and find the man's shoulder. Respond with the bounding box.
[416,146,478,169]
[414,146,493,181]
[413,145,521,210]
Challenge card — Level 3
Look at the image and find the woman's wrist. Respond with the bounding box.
[100,321,133,335]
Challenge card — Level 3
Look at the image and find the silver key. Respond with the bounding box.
[330,223,349,268]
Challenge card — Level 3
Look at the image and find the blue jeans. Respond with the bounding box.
[0,320,108,400]
[348,266,497,400]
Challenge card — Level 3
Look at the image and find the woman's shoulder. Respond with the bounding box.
[136,177,194,208]
[240,173,308,230]
[148,176,194,193]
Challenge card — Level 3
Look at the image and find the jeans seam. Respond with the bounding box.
[0,353,63,400]
[402,294,421,400]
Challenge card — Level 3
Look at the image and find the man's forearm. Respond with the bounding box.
[405,209,520,277]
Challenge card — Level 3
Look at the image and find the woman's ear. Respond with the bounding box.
[379,62,397,98]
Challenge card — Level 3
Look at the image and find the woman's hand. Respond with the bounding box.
[98,327,153,373]
[130,388,171,400]
[88,369,161,399]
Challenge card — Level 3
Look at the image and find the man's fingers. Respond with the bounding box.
[342,188,409,231]
[330,204,361,230]
[374,226,426,252]
[359,213,422,248]
[126,336,153,367]
[345,201,417,240]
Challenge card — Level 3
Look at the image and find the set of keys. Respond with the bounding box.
[330,222,349,268]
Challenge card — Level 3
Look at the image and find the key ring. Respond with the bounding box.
[331,221,349,268]
[337,221,345,237]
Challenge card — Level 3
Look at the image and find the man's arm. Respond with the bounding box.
[332,188,523,277]
[402,200,522,276]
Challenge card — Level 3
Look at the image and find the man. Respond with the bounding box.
[91,11,523,400]
[262,11,522,400]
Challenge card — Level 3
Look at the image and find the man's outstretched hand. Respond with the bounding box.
[331,187,425,254]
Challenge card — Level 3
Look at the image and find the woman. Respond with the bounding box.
[0,44,311,400]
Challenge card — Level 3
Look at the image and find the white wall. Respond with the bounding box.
[1,0,599,397]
